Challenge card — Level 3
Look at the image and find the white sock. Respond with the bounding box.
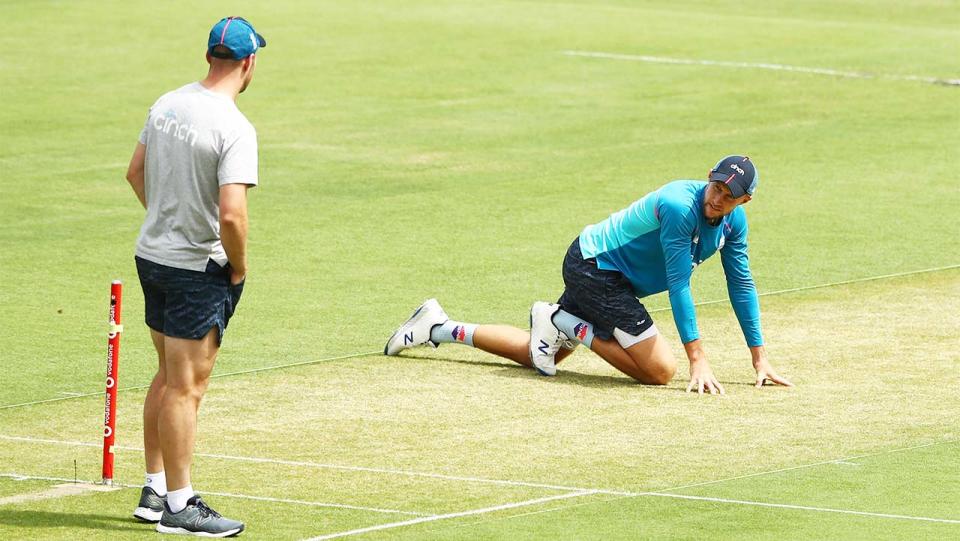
[551,310,596,348]
[145,471,167,496]
[166,485,194,513]
[429,320,478,347]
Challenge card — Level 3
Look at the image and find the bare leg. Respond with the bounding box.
[158,327,220,491]
[590,333,676,385]
[143,330,167,473]
[471,324,575,368]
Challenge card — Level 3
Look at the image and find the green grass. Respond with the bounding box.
[0,0,958,539]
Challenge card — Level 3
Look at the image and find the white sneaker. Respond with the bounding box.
[528,302,567,376]
[384,299,449,356]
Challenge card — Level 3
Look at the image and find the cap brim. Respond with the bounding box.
[256,33,266,47]
[709,173,749,198]
[708,171,730,183]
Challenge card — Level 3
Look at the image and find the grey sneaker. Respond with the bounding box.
[383,299,449,355]
[156,495,244,537]
[133,486,165,523]
[529,302,567,376]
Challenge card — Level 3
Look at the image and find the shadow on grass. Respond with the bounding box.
[0,509,144,531]
[402,354,787,392]
[410,355,690,391]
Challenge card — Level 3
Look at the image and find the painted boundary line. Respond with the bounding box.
[0,350,380,410]
[302,491,598,541]
[0,473,426,516]
[562,50,960,87]
[1,265,956,411]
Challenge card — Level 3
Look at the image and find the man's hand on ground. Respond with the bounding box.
[687,359,725,395]
[753,358,793,388]
[750,345,793,388]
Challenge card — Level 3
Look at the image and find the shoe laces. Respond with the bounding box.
[193,498,222,519]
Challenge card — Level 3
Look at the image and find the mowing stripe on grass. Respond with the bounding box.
[301,490,598,541]
[562,51,960,87]
[1,266,956,411]
[0,473,428,516]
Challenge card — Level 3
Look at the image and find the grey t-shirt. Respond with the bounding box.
[136,82,258,272]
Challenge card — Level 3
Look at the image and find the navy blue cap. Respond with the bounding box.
[709,155,758,198]
[208,17,266,60]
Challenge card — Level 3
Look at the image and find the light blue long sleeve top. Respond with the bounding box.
[578,180,763,346]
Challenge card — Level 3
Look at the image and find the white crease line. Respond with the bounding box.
[658,439,958,493]
[191,451,594,493]
[4,434,958,500]
[191,491,427,516]
[308,490,960,540]
[302,490,597,540]
[0,435,599,494]
[461,440,960,526]
[0,473,426,516]
[562,51,960,86]
[4,436,958,530]
[641,492,960,524]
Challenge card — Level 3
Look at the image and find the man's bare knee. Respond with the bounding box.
[648,358,677,385]
[621,332,676,385]
[164,377,209,401]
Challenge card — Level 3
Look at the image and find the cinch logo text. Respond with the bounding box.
[153,110,199,147]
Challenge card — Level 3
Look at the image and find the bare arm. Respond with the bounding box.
[220,183,250,285]
[684,339,724,395]
[126,142,147,209]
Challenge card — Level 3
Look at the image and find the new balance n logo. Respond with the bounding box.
[403,332,414,345]
[537,340,550,355]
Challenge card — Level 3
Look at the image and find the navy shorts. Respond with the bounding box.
[556,238,654,340]
[135,256,244,345]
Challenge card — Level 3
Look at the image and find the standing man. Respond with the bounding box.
[385,156,792,394]
[125,16,265,536]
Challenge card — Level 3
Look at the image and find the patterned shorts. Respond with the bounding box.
[135,256,244,345]
[556,238,654,341]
